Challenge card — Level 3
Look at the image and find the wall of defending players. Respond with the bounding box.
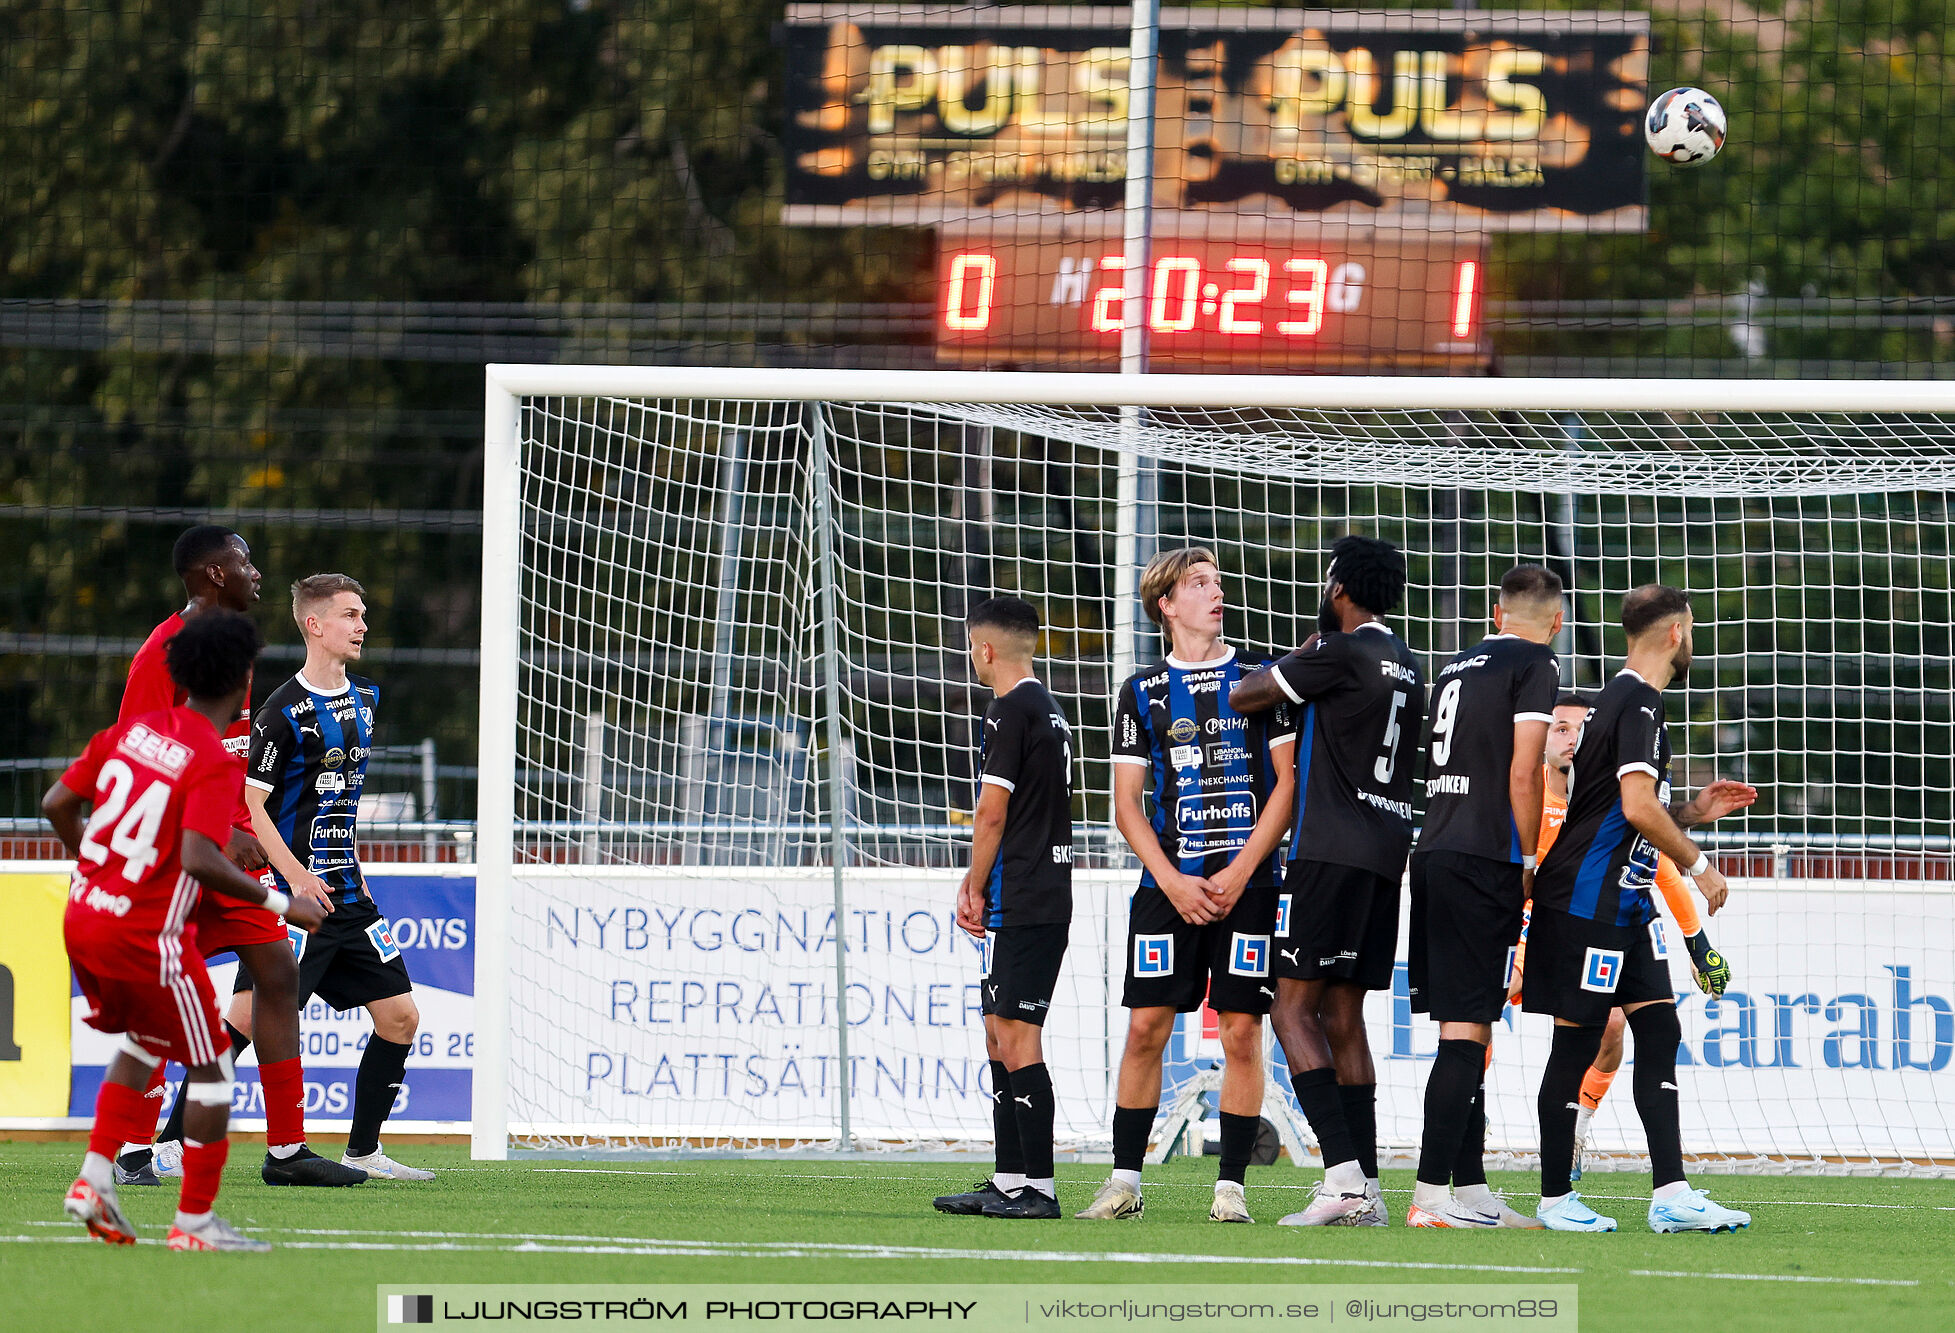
[0,864,475,1130]
[4,861,1949,1157]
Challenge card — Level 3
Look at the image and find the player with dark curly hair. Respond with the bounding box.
[1231,535,1425,1226]
[114,527,365,1189]
[46,610,329,1250]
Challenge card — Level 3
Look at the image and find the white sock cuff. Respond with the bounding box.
[115,1034,163,1068]
[1112,1168,1142,1190]
[1324,1160,1365,1193]
[185,1078,234,1107]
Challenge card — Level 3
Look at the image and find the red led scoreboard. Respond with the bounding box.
[935,237,1488,369]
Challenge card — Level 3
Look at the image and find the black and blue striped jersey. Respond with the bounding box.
[1533,669,1671,926]
[245,671,378,905]
[977,678,1074,929]
[1113,646,1295,889]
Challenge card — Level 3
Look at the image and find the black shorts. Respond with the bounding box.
[982,923,1069,1027]
[235,891,413,1013]
[1409,850,1527,1023]
[1273,859,1401,991]
[1121,880,1278,1015]
[1521,904,1678,1027]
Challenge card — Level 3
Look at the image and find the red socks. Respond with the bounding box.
[178,1138,229,1216]
[259,1057,306,1150]
[89,1080,157,1160]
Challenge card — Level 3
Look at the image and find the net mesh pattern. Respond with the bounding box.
[494,389,1955,1171]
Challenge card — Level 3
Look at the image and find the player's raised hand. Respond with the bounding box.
[1163,871,1219,924]
[1689,779,1758,823]
[1693,862,1730,914]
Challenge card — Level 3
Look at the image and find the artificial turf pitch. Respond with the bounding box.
[2,1141,1949,1332]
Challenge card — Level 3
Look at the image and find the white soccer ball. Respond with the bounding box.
[1645,87,1727,167]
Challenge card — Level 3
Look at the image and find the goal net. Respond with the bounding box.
[475,367,1955,1175]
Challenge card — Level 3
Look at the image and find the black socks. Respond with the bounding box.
[347,1035,411,1158]
[1416,1038,1486,1187]
[1289,1067,1357,1169]
[1007,1062,1056,1183]
[1339,1082,1379,1180]
[1452,1075,1489,1189]
[1112,1104,1157,1173]
[1217,1111,1260,1186]
[1538,1023,1607,1199]
[989,1060,1025,1176]
[1627,1004,1687,1189]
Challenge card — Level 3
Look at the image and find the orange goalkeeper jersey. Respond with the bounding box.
[1537,770,1697,931]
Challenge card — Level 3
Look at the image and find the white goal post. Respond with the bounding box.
[475,365,1955,1175]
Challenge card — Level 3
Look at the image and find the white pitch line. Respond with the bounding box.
[0,1227,1922,1286]
[1628,1268,1918,1287]
[1575,1191,1955,1212]
[466,1168,1955,1213]
[8,1222,1576,1275]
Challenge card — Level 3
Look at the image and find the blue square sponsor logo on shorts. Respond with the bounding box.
[366,919,402,963]
[980,932,995,978]
[1229,933,1269,978]
[1274,893,1292,938]
[1648,919,1670,960]
[286,923,308,963]
[1504,944,1519,988]
[1133,934,1174,977]
[1581,947,1624,993]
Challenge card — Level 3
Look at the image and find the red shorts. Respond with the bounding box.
[192,870,288,956]
[73,954,226,1066]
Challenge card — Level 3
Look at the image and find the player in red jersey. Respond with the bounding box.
[45,611,327,1250]
[114,526,364,1188]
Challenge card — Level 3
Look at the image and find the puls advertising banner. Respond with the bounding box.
[17,858,1952,1160]
[782,5,1650,233]
[510,869,1953,1161]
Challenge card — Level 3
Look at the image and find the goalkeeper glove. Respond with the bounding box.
[1685,930,1732,996]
